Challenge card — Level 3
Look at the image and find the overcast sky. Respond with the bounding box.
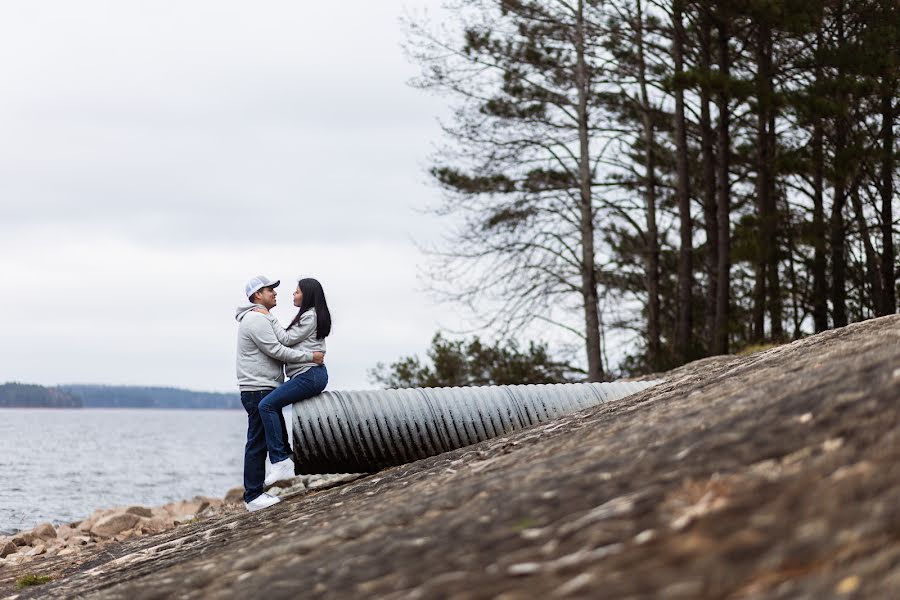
[0,1,464,392]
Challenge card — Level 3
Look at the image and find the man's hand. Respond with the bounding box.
[312,352,325,365]
[252,307,270,315]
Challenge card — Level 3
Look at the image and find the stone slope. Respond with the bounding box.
[2,315,898,599]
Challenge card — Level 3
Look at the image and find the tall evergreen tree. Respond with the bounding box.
[405,0,898,380]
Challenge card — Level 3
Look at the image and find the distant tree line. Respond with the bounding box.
[0,383,81,408]
[0,383,240,409]
[405,0,898,379]
[63,385,241,409]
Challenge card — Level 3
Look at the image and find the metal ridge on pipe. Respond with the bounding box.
[291,380,661,474]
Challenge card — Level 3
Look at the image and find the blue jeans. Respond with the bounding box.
[258,365,328,465]
[240,388,289,503]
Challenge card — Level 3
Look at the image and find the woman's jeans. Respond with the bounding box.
[258,365,329,465]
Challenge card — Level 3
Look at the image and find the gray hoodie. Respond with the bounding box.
[268,308,327,378]
[235,304,314,391]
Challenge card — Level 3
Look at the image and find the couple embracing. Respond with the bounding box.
[235,275,332,512]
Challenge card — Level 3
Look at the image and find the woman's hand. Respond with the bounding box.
[312,352,325,365]
[252,307,270,315]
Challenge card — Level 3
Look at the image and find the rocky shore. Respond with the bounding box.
[0,474,355,571]
[1,315,898,599]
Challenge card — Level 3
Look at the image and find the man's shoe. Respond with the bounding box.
[264,458,296,487]
[244,493,281,512]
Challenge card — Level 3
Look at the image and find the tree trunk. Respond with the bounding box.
[830,4,848,328]
[880,76,896,315]
[751,259,767,339]
[830,186,848,327]
[752,21,771,342]
[851,181,883,314]
[672,0,692,363]
[767,111,784,339]
[574,0,604,381]
[714,18,731,355]
[784,199,802,338]
[636,0,660,368]
[699,7,718,350]
[811,27,828,331]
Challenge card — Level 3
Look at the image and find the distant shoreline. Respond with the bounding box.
[0,406,242,410]
[0,382,241,410]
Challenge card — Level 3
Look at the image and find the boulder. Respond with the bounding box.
[0,540,17,558]
[164,498,209,519]
[197,498,225,518]
[47,538,65,551]
[140,516,175,534]
[224,486,244,504]
[32,522,57,541]
[57,547,77,557]
[91,513,141,538]
[24,544,46,557]
[12,532,34,546]
[57,524,76,541]
[150,507,170,519]
[125,506,153,518]
[114,529,138,542]
[77,509,108,532]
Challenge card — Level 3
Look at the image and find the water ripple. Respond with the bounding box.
[0,407,286,534]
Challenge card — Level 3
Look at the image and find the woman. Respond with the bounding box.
[254,278,331,486]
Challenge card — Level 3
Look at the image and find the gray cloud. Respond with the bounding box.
[0,1,462,391]
[0,0,448,242]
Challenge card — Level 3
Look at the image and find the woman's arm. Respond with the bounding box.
[252,308,312,346]
[245,314,314,363]
[271,310,317,347]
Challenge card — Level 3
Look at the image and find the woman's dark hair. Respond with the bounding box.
[290,278,331,339]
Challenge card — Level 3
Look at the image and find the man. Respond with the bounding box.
[235,275,324,512]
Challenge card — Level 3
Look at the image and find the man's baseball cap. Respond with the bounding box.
[245,275,280,299]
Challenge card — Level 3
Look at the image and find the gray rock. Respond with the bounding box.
[91,513,141,538]
[56,524,76,541]
[11,532,34,546]
[163,498,208,519]
[0,540,16,558]
[140,516,175,534]
[32,522,57,541]
[224,486,244,504]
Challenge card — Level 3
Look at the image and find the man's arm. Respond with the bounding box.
[245,314,315,363]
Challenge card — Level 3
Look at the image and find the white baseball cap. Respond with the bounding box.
[245,275,280,299]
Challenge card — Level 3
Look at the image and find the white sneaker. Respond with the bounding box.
[264,459,296,487]
[244,493,281,512]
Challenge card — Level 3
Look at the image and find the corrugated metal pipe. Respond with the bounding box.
[290,380,660,474]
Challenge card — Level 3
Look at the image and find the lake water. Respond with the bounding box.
[0,408,292,535]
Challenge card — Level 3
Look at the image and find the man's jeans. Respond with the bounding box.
[258,365,329,465]
[240,388,289,504]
